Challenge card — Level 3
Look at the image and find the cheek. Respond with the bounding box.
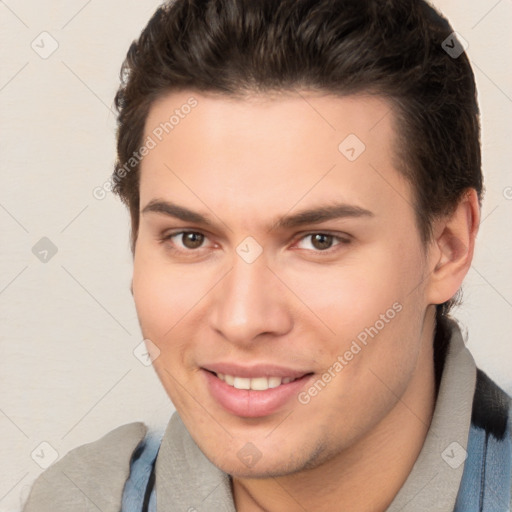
[132,243,210,339]
[285,255,400,328]
[286,241,425,352]
[132,248,202,396]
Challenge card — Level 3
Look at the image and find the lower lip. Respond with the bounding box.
[203,369,313,418]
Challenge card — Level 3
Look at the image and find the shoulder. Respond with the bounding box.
[22,422,148,512]
[471,368,511,439]
[471,370,512,507]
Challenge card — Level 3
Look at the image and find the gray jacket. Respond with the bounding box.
[22,320,512,511]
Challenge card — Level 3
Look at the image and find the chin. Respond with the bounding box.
[224,462,298,480]
[205,447,314,480]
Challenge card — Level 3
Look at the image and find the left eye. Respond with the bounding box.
[295,233,348,251]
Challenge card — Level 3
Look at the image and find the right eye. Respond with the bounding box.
[160,231,209,251]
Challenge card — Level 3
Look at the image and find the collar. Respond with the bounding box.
[386,317,477,511]
[155,318,476,512]
[155,413,236,511]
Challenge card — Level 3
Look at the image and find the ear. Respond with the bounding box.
[425,188,480,306]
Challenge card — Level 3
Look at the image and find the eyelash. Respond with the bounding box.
[158,230,352,256]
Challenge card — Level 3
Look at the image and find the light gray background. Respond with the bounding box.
[0,1,511,510]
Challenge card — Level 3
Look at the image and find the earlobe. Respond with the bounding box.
[426,189,480,305]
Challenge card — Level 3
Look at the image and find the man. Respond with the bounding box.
[23,0,512,511]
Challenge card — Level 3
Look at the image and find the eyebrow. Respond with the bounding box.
[141,199,374,232]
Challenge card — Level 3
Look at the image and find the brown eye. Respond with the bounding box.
[181,232,204,249]
[310,234,334,250]
[159,230,212,254]
[294,232,350,253]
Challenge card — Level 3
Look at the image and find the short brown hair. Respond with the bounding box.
[112,0,483,326]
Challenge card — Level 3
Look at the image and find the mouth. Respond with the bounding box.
[207,371,307,391]
[201,367,315,418]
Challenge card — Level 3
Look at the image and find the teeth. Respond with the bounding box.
[268,377,282,388]
[233,377,251,390]
[216,373,299,390]
[250,377,269,391]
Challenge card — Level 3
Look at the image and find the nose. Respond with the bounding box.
[208,252,293,346]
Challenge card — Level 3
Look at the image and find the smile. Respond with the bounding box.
[215,373,301,390]
[203,368,314,417]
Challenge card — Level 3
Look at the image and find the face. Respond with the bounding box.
[132,90,434,477]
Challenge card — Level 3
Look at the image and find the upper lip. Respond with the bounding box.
[202,362,312,379]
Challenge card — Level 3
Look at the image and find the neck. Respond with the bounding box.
[232,311,438,512]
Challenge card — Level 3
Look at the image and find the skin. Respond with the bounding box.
[132,90,480,511]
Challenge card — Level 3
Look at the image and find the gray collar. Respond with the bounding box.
[155,318,476,512]
[155,412,236,511]
[386,318,476,511]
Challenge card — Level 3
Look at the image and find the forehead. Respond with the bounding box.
[139,90,413,228]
